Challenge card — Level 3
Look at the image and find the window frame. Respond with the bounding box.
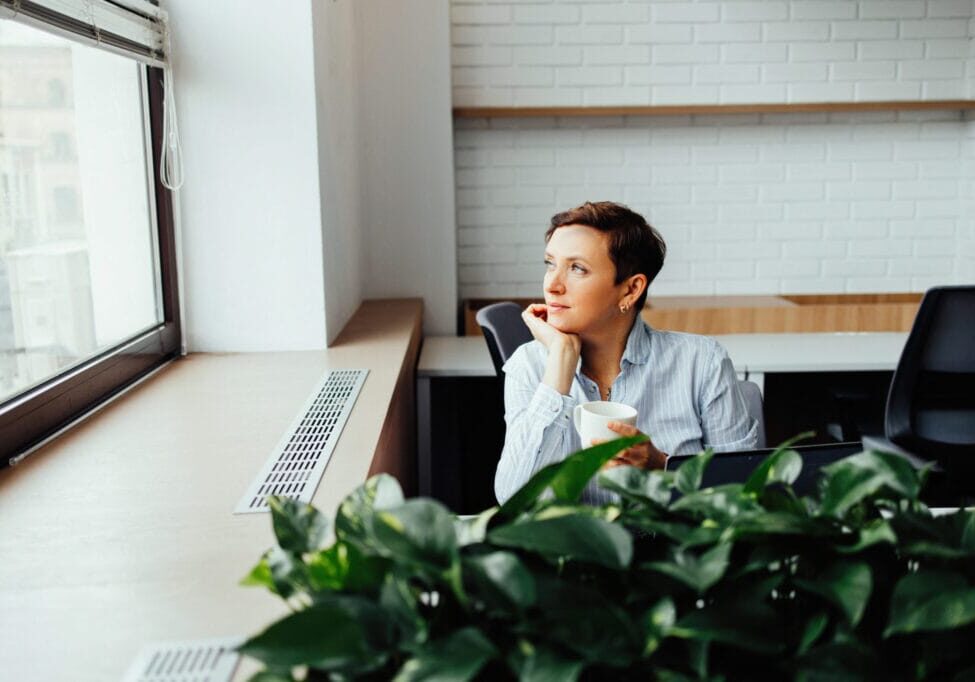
[0,65,181,466]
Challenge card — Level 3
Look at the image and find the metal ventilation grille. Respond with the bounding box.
[235,368,369,514]
[121,637,241,682]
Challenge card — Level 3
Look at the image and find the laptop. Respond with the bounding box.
[664,442,864,497]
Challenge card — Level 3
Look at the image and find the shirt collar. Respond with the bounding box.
[621,317,652,367]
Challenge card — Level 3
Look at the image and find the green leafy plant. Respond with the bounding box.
[239,436,975,680]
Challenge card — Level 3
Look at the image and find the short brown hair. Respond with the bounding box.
[546,201,665,309]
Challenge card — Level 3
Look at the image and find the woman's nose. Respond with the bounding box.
[545,271,565,293]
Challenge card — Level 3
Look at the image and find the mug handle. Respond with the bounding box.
[573,404,582,434]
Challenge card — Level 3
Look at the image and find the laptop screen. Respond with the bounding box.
[664,442,864,497]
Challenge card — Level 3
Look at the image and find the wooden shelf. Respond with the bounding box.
[462,294,923,336]
[453,100,975,119]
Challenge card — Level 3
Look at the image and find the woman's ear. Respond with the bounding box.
[624,274,647,308]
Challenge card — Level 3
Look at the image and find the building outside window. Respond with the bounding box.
[0,7,180,465]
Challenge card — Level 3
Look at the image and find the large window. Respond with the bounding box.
[0,2,179,465]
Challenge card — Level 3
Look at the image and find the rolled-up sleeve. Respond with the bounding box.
[698,343,759,453]
[494,349,576,504]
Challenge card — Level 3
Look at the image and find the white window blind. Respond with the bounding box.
[0,0,184,188]
[0,0,166,66]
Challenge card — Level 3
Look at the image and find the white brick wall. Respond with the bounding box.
[961,113,975,282]
[455,111,968,298]
[451,1,975,299]
[451,0,975,106]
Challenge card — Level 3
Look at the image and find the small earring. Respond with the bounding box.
[620,303,629,313]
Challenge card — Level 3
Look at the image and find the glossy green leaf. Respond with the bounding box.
[670,483,756,524]
[795,561,872,625]
[373,499,458,572]
[797,612,829,656]
[245,672,294,682]
[641,597,676,656]
[672,592,783,655]
[306,542,388,593]
[732,511,828,538]
[836,518,897,554]
[550,435,648,501]
[508,641,584,682]
[240,552,277,593]
[531,577,643,663]
[624,516,723,548]
[379,569,428,648]
[675,448,715,494]
[454,507,497,547]
[463,551,536,610]
[885,570,975,636]
[644,543,732,594]
[744,447,803,495]
[239,596,392,672]
[597,465,673,507]
[393,627,497,682]
[794,642,879,682]
[962,511,975,550]
[488,514,632,570]
[335,474,404,549]
[901,541,975,559]
[498,436,646,518]
[757,484,808,516]
[819,450,921,518]
[266,546,305,599]
[653,670,700,682]
[267,496,329,555]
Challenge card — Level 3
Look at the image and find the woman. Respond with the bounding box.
[495,201,758,505]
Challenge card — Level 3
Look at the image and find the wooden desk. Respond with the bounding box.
[416,337,498,502]
[416,332,908,381]
[0,299,422,681]
[415,332,909,502]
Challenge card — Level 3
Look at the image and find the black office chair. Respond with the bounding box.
[475,302,533,374]
[885,286,975,482]
[738,379,767,449]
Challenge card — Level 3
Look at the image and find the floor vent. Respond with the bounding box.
[235,368,368,514]
[121,637,241,682]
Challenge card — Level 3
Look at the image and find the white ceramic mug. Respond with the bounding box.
[572,400,638,447]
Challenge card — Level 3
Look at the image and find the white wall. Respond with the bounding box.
[168,0,457,349]
[452,0,974,106]
[357,0,458,335]
[962,113,975,283]
[456,110,966,297]
[451,0,975,299]
[311,0,363,345]
[167,1,327,351]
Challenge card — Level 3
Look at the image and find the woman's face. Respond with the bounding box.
[543,224,625,334]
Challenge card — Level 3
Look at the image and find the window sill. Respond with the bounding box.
[0,298,422,681]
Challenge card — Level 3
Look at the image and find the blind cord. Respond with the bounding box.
[160,21,183,191]
[83,0,102,45]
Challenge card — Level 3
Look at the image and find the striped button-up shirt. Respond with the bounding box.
[495,319,759,505]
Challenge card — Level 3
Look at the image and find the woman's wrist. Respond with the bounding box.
[542,338,580,395]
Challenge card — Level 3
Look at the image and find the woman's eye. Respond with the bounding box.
[571,264,586,273]
[544,260,554,269]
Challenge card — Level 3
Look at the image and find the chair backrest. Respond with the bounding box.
[737,379,766,449]
[886,286,975,466]
[475,302,534,375]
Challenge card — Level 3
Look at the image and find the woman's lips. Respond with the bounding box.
[547,303,569,314]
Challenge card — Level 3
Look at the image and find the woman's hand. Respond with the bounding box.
[599,421,668,470]
[521,304,580,355]
[523,304,581,396]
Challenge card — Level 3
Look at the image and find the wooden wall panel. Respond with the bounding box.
[463,294,922,336]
